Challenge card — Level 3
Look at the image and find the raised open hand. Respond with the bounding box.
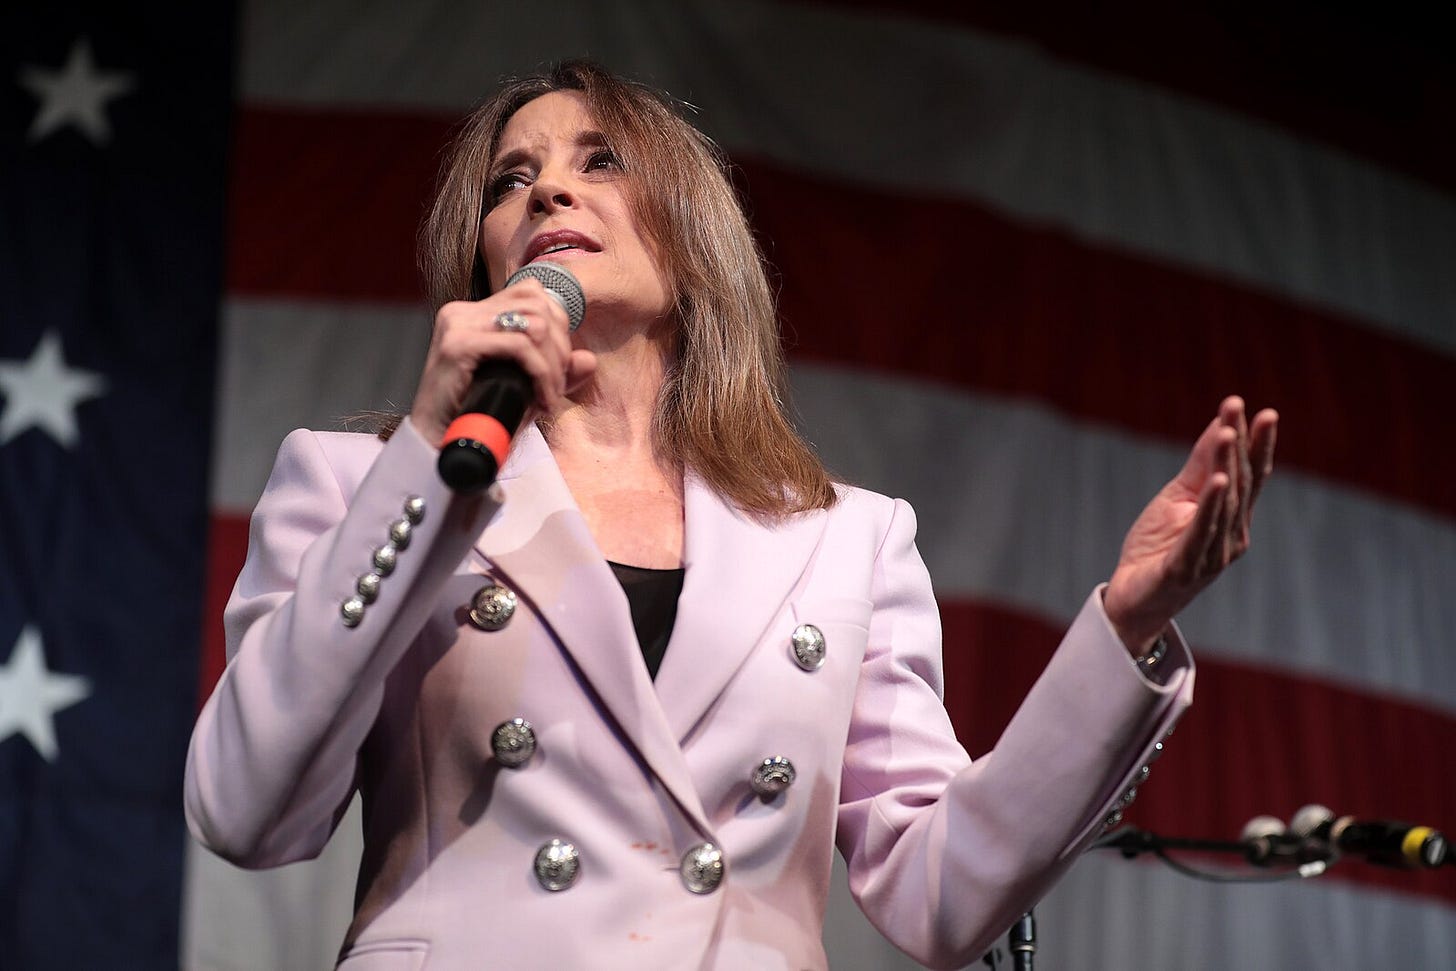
[1103,396,1279,655]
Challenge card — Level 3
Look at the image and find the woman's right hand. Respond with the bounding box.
[409,277,597,445]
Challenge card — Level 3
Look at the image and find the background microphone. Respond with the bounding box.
[437,262,586,492]
[1290,804,1450,870]
[1239,815,1307,867]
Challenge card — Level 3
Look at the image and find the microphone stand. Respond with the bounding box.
[977,826,1334,968]
[1095,826,1332,880]
[1009,909,1036,971]
[1100,827,1252,859]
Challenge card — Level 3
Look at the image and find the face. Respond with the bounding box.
[479,91,671,328]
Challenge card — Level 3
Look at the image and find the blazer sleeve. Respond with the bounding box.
[183,419,499,868]
[835,498,1193,969]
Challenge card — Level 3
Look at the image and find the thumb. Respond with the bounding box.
[564,349,598,395]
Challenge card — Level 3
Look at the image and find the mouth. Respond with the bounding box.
[524,230,601,265]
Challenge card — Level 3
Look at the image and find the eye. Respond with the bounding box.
[585,148,621,172]
[487,171,530,206]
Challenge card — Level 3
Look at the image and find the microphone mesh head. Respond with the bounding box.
[505,262,586,331]
[1289,804,1335,838]
[1240,815,1286,841]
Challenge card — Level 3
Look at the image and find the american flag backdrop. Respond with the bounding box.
[1,2,1452,969]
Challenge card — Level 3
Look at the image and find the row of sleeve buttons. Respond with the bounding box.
[339,495,426,628]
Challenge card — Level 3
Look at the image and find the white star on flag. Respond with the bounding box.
[0,625,91,762]
[19,36,136,145]
[0,330,109,447]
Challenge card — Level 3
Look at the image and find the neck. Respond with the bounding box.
[543,328,670,465]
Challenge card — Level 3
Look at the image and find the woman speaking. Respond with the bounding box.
[184,61,1278,970]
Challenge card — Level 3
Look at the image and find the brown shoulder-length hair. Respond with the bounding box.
[411,59,835,519]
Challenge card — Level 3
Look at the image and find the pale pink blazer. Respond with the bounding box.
[184,418,1192,970]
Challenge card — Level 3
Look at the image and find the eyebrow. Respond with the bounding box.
[489,129,612,179]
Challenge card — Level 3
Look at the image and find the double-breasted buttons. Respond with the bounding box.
[469,583,518,631]
[339,496,426,628]
[1102,807,1124,830]
[679,842,725,894]
[491,718,536,768]
[751,756,796,797]
[534,839,580,891]
[789,624,826,670]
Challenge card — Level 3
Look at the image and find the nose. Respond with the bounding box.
[528,168,575,215]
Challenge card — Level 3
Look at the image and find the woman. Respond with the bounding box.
[185,61,1277,970]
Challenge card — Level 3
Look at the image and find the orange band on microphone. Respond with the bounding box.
[441,413,511,467]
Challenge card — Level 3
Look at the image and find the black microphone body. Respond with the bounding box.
[1291,804,1450,869]
[1336,819,1448,869]
[437,263,585,492]
[1239,815,1328,868]
[435,360,532,491]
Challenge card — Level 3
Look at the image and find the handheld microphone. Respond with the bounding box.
[437,262,585,492]
[1290,804,1449,870]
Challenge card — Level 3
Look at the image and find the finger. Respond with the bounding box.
[1171,470,1229,584]
[467,308,572,403]
[1175,413,1229,494]
[499,279,571,338]
[1203,470,1236,575]
[1218,465,1239,567]
[496,334,566,407]
[1225,398,1254,541]
[1245,408,1279,518]
[478,290,574,377]
[1220,417,1243,546]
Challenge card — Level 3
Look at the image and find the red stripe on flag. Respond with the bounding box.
[226,108,1455,519]
[227,106,450,303]
[942,598,1456,908]
[198,513,249,709]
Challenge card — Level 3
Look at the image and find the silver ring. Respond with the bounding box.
[494,310,529,333]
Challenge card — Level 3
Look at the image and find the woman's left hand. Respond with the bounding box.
[1103,396,1279,655]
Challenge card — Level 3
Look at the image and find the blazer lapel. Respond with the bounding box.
[654,475,830,742]
[471,426,712,833]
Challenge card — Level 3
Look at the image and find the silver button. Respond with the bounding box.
[356,572,382,604]
[492,717,536,768]
[1137,764,1152,784]
[789,624,826,670]
[1119,786,1138,809]
[1102,807,1124,830]
[469,583,518,631]
[751,756,796,797]
[680,842,725,894]
[402,495,426,524]
[388,518,412,549]
[1148,740,1165,762]
[372,544,397,576]
[534,839,579,892]
[340,597,365,628]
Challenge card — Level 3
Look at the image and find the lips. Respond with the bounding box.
[524,229,601,264]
